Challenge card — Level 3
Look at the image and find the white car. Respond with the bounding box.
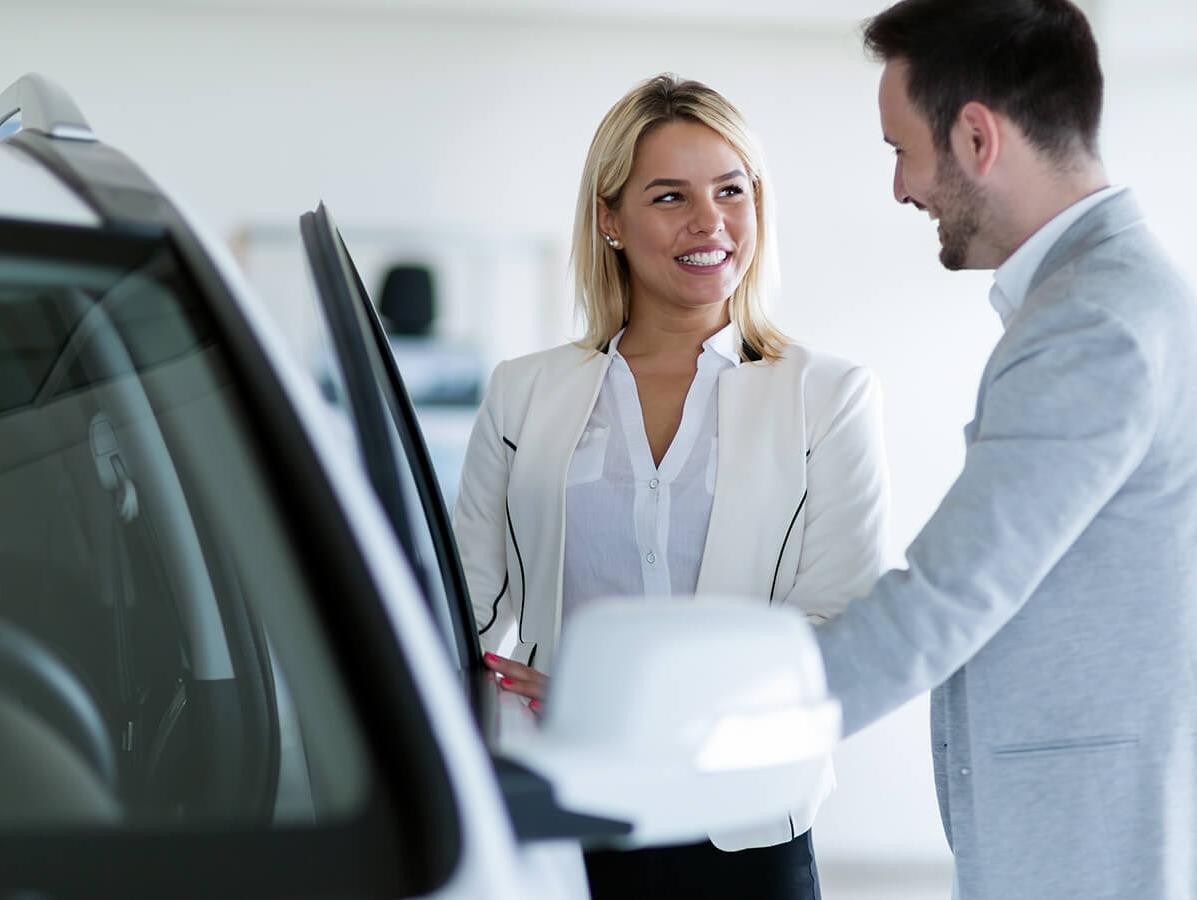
[0,73,840,899]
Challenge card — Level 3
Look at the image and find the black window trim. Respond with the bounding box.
[330,210,482,675]
[298,206,430,601]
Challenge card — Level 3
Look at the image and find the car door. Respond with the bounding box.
[298,202,631,851]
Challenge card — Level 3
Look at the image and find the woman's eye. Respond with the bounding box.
[717,184,745,198]
[652,192,682,204]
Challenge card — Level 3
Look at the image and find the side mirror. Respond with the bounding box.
[500,598,840,846]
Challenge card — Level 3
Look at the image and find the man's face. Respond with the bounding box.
[879,59,985,271]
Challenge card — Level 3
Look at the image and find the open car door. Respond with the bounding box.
[298,202,629,846]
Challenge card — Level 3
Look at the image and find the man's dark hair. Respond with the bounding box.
[863,0,1103,162]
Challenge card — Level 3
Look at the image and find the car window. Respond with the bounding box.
[298,207,479,680]
[0,110,20,140]
[0,220,370,826]
[312,352,462,672]
[0,210,464,895]
[0,207,481,899]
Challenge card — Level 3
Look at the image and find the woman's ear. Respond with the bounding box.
[597,198,620,244]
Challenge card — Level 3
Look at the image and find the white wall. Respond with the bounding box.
[7,0,1196,870]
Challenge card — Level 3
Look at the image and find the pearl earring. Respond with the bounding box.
[603,234,622,249]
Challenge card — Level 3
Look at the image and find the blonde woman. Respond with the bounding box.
[453,74,888,900]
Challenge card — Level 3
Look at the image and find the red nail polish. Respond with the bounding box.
[529,700,542,712]
[484,652,498,663]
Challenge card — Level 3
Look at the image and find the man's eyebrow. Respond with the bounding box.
[642,170,748,192]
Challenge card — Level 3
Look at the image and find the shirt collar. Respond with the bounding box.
[989,185,1127,328]
[704,321,742,367]
[607,321,742,368]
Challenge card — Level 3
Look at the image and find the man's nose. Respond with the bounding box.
[893,159,910,205]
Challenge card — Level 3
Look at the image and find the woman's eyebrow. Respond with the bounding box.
[713,168,747,182]
[643,177,686,192]
[642,170,747,192]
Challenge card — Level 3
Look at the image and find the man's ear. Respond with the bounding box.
[597,198,620,243]
[952,101,1001,178]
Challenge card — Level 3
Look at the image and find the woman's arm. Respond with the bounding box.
[453,361,516,653]
[783,366,890,622]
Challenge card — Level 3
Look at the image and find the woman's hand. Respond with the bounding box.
[484,652,547,711]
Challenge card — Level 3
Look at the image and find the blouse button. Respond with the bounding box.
[649,477,660,490]
[646,551,657,565]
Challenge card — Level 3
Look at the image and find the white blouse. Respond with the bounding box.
[562,324,740,622]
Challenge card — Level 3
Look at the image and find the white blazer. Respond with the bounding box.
[453,340,889,849]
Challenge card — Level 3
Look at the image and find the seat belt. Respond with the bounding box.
[90,413,142,771]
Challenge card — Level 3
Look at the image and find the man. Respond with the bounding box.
[814,1,1197,897]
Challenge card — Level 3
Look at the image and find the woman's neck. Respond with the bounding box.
[617,300,730,362]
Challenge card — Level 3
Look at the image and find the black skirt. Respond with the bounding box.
[584,829,821,900]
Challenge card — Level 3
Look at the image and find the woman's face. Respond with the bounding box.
[600,119,757,317]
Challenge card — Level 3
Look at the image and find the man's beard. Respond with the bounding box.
[929,152,984,271]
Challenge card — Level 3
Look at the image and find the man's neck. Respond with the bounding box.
[995,159,1110,266]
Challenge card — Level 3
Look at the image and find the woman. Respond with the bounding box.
[453,74,888,900]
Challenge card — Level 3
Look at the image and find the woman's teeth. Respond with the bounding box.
[676,250,728,267]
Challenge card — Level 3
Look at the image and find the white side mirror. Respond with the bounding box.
[500,598,840,846]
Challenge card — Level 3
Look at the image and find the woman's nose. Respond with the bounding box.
[688,197,724,235]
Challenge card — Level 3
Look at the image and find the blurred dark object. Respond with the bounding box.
[374,263,482,408]
[378,265,435,337]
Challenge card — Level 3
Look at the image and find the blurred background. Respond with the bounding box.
[7,0,1195,895]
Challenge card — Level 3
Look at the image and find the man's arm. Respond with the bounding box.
[815,300,1156,736]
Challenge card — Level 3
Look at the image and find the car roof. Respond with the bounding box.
[0,142,99,228]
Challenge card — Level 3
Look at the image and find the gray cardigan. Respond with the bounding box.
[816,191,1197,899]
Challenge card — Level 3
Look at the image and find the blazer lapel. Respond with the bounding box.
[507,349,611,647]
[697,361,807,602]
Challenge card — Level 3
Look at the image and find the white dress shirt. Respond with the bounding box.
[989,185,1126,328]
[561,323,740,622]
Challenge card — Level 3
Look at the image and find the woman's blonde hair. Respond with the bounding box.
[572,73,787,361]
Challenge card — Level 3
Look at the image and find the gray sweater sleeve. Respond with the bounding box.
[815,295,1156,737]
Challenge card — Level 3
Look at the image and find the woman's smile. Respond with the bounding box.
[674,246,733,273]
